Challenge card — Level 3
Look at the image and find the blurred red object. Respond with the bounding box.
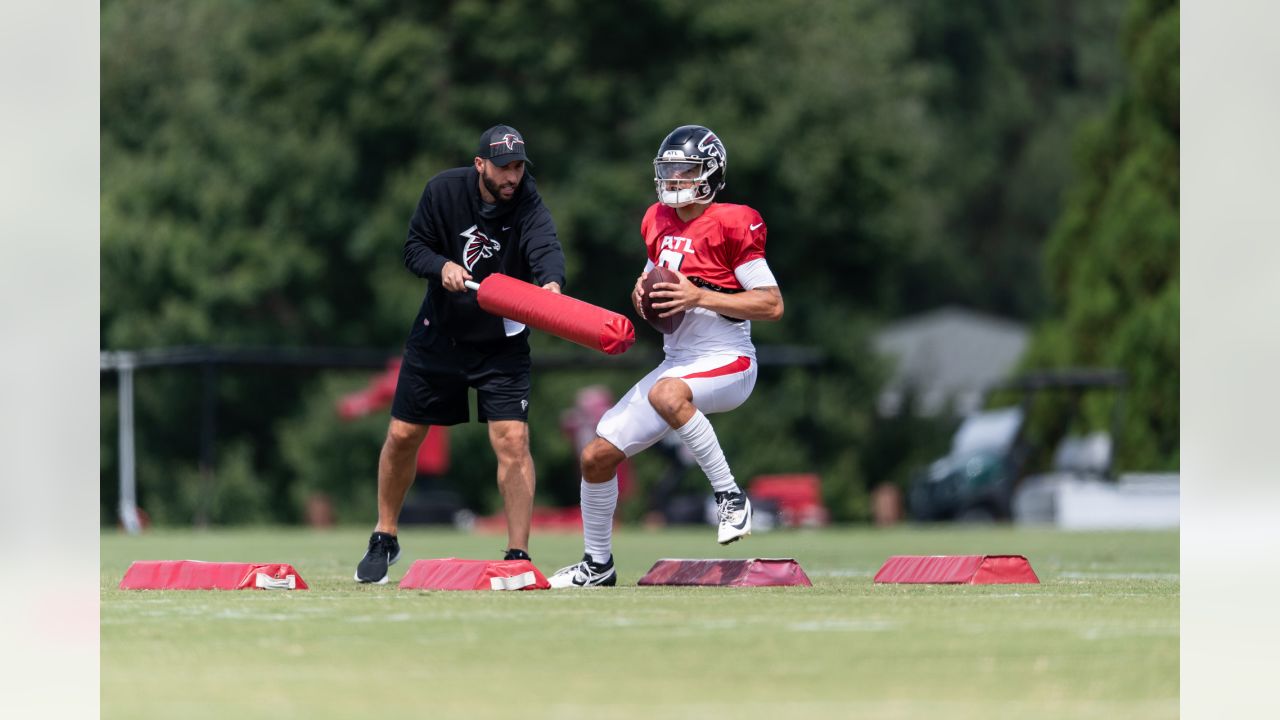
[337,358,403,421]
[749,474,829,527]
[336,357,449,475]
[414,426,449,475]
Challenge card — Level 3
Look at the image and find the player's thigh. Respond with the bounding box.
[596,363,675,458]
[668,354,758,415]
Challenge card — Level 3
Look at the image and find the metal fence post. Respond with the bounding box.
[115,351,143,534]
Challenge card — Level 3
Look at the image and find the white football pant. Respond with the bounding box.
[595,353,757,457]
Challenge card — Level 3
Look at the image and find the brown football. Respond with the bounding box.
[640,266,686,334]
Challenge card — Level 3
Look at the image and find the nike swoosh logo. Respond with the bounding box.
[730,515,748,529]
[749,222,763,231]
[502,226,512,231]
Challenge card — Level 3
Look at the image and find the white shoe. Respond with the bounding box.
[715,492,752,545]
[548,554,617,588]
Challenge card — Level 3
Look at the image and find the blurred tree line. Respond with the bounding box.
[101,0,1171,526]
[1021,0,1179,472]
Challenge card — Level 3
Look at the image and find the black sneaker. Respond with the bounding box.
[548,553,617,588]
[503,548,532,562]
[354,531,400,584]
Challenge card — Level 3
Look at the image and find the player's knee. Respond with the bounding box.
[647,378,690,416]
[581,439,622,481]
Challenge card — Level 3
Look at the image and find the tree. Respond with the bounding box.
[901,0,1127,320]
[101,0,1131,524]
[1021,0,1179,471]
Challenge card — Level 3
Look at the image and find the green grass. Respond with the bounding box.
[102,526,1178,719]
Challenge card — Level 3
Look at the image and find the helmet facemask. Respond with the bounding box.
[654,154,719,208]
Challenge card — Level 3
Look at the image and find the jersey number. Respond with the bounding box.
[658,249,685,271]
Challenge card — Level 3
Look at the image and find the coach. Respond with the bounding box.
[355,125,566,584]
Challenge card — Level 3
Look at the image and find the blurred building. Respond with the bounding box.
[873,306,1028,417]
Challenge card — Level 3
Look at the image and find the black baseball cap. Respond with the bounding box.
[477,124,532,167]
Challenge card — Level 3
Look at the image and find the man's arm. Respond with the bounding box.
[403,183,451,280]
[649,207,782,320]
[631,270,650,318]
[520,202,566,293]
[649,273,784,322]
[404,183,473,292]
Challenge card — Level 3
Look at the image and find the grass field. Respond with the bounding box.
[101,525,1178,719]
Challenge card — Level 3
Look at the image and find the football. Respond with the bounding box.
[640,266,686,334]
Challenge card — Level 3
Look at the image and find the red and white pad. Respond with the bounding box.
[119,561,309,590]
[473,273,635,355]
[397,558,550,591]
[637,558,812,587]
[873,555,1040,584]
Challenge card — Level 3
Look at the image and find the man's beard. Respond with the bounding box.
[481,170,516,203]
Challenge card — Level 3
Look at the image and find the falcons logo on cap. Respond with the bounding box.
[490,134,524,151]
[461,225,501,271]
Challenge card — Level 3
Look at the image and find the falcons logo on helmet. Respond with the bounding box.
[697,131,724,161]
[461,225,502,271]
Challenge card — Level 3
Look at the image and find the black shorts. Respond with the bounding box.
[391,329,532,426]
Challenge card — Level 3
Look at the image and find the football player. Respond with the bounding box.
[550,125,784,588]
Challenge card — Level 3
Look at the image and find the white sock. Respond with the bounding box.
[580,477,617,565]
[674,410,740,494]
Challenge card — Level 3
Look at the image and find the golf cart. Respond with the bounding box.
[907,369,1126,522]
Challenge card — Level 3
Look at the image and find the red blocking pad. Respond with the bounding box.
[475,273,635,355]
[637,558,812,587]
[398,559,550,591]
[873,555,1040,584]
[119,561,309,590]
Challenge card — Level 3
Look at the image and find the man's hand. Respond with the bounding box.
[649,269,705,317]
[441,261,473,292]
[542,281,562,294]
[632,271,649,317]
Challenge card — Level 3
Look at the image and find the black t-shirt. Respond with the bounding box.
[402,166,566,346]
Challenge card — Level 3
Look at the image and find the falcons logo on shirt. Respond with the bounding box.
[461,225,501,271]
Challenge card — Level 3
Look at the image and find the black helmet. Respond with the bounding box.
[653,125,727,207]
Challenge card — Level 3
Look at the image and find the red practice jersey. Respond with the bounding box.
[640,202,770,361]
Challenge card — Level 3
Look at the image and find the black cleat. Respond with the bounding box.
[503,548,532,562]
[354,531,401,584]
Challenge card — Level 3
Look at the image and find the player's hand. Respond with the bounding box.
[632,271,649,317]
[542,281,562,294]
[649,269,704,317]
[441,261,472,292]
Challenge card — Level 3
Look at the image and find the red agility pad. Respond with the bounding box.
[637,558,812,587]
[119,561,309,590]
[474,273,635,355]
[397,558,550,591]
[873,555,1040,584]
